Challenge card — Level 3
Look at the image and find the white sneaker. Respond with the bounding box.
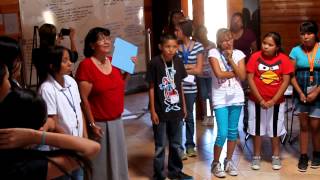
[251,156,261,170]
[211,161,226,178]
[224,158,238,176]
[272,156,282,170]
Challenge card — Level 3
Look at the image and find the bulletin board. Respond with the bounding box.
[19,0,146,86]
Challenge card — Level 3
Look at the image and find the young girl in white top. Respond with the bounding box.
[38,46,85,179]
[208,28,246,178]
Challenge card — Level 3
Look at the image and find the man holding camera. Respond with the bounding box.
[32,24,78,86]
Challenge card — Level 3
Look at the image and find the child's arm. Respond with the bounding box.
[181,85,187,119]
[290,60,306,103]
[0,128,100,179]
[291,75,306,102]
[209,57,235,79]
[306,84,320,103]
[225,55,246,81]
[247,72,267,108]
[185,52,203,75]
[148,82,159,125]
[265,74,290,108]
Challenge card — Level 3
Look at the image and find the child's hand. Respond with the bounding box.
[265,99,275,109]
[0,128,36,149]
[151,111,159,125]
[185,64,195,70]
[299,92,307,103]
[183,105,187,119]
[131,57,138,64]
[306,89,319,103]
[90,123,103,141]
[223,49,233,60]
[260,99,268,109]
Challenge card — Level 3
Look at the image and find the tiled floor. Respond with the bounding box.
[124,92,320,180]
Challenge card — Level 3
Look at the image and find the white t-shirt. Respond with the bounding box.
[208,49,245,108]
[39,75,83,137]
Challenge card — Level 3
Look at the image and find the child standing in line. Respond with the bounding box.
[175,20,204,158]
[146,34,193,180]
[194,25,216,126]
[247,32,293,170]
[209,28,246,178]
[290,21,320,172]
[38,46,85,180]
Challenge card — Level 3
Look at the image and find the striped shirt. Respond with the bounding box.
[177,41,204,94]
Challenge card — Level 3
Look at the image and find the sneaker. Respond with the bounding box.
[251,156,261,170]
[271,156,282,170]
[298,155,309,172]
[224,158,238,176]
[311,152,320,169]
[167,171,193,180]
[206,116,214,126]
[201,117,209,126]
[181,152,188,161]
[186,148,197,157]
[211,161,226,178]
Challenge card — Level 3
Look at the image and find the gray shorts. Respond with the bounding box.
[295,103,320,118]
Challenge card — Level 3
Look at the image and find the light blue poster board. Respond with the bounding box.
[112,37,138,74]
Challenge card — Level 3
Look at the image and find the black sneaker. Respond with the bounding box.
[311,152,320,169]
[298,155,309,172]
[167,172,193,180]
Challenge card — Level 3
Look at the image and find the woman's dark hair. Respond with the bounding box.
[177,20,193,37]
[0,36,21,79]
[83,27,110,57]
[159,33,177,45]
[39,23,57,48]
[300,21,319,42]
[0,89,47,130]
[230,12,243,32]
[0,63,6,86]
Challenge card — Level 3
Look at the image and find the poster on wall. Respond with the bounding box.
[19,0,146,86]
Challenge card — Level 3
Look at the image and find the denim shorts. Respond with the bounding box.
[295,103,320,118]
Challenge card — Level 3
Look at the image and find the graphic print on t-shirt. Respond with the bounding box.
[159,67,181,112]
[257,58,281,85]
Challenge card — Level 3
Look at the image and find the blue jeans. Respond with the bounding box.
[153,119,183,180]
[184,93,197,149]
[54,168,83,180]
[198,77,213,117]
[214,105,242,147]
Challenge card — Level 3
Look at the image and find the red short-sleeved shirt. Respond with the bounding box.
[76,57,124,121]
[246,51,294,104]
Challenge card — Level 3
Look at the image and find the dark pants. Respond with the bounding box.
[153,118,183,180]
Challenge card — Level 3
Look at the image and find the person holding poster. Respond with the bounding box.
[76,27,135,180]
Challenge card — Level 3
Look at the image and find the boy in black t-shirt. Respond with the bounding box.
[146,34,193,180]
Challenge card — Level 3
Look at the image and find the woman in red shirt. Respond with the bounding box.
[76,27,131,180]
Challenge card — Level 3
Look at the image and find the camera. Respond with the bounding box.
[59,28,70,36]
